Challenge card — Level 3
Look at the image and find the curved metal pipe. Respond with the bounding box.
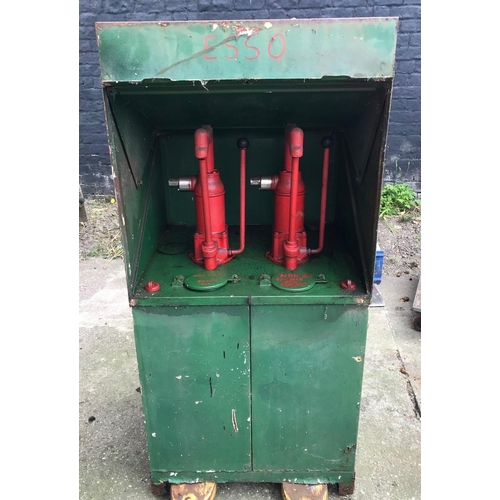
[309,136,333,255]
[230,138,249,256]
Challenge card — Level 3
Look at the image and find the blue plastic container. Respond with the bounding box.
[373,244,384,284]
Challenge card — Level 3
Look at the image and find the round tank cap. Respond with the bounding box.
[184,272,228,291]
[271,272,316,292]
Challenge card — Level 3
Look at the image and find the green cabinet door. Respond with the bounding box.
[250,305,367,472]
[133,306,251,473]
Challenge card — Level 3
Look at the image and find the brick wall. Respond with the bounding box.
[79,0,421,195]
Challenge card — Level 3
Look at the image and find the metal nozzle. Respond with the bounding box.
[250,176,274,190]
[168,177,196,191]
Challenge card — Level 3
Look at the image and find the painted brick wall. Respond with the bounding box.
[79,0,421,195]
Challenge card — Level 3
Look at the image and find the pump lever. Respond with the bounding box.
[282,127,304,271]
[194,128,218,270]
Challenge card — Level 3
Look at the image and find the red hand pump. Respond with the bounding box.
[168,126,248,270]
[250,126,332,270]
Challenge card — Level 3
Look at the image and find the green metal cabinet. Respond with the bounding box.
[250,305,367,473]
[133,306,252,473]
[96,17,398,496]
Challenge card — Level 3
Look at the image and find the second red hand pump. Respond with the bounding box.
[251,125,333,270]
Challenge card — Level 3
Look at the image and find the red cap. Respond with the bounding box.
[341,279,356,291]
[289,127,304,157]
[194,128,209,159]
[144,281,161,293]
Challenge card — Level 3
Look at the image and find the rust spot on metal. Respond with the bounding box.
[231,409,239,432]
[344,444,356,454]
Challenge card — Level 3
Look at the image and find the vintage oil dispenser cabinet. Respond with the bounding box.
[95,17,398,500]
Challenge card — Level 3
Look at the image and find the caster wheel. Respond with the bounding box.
[412,313,421,332]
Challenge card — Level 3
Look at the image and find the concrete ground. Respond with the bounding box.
[79,258,421,500]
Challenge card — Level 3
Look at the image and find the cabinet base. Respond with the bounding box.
[151,478,354,499]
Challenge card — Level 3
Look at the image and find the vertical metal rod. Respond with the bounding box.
[198,157,214,246]
[287,156,300,245]
[287,127,303,246]
[207,129,215,174]
[309,139,332,255]
[239,148,246,252]
[284,126,293,173]
[230,139,248,256]
[195,128,214,246]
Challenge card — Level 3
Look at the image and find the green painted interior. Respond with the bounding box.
[132,225,363,306]
[105,79,390,299]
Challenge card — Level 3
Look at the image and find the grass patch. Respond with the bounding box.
[79,198,123,260]
[380,183,420,218]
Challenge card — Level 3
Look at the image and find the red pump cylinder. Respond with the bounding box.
[168,126,248,270]
[250,126,308,270]
[250,126,332,271]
